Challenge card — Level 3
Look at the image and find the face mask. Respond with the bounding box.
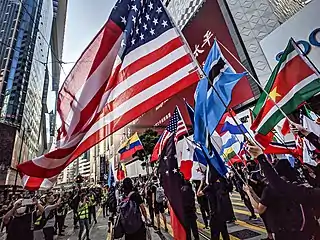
[16,206,26,215]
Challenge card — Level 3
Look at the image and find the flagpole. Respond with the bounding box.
[216,38,294,123]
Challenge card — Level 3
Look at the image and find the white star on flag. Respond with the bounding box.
[120,16,126,24]
[143,23,147,30]
[162,20,168,28]
[173,168,178,173]
[132,15,136,24]
[148,2,153,10]
[153,18,158,25]
[156,7,162,14]
[132,5,138,12]
[140,33,144,40]
[145,14,150,21]
[150,28,155,35]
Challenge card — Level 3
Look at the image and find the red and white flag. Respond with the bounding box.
[150,106,188,162]
[18,0,200,181]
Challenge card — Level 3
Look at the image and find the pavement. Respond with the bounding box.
[56,192,267,240]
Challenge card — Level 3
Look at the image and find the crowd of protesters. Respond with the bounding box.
[0,186,103,240]
[3,122,320,240]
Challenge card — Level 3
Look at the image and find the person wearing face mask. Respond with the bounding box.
[3,198,44,240]
[42,192,62,240]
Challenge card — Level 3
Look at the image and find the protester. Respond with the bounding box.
[101,187,108,218]
[194,180,210,229]
[106,185,117,233]
[145,180,155,227]
[42,192,61,240]
[88,190,97,224]
[247,142,320,239]
[78,193,90,240]
[197,178,231,240]
[119,177,149,240]
[3,198,44,240]
[181,179,199,240]
[152,176,168,232]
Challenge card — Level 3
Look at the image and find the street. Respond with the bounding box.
[55,192,266,240]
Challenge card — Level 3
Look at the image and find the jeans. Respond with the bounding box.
[79,219,90,240]
[43,227,55,240]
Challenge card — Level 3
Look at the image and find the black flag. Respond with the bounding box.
[159,134,187,239]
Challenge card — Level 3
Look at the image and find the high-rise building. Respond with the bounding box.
[0,0,66,188]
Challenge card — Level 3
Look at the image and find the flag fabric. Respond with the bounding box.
[179,137,207,181]
[151,106,188,162]
[255,132,296,154]
[159,134,187,240]
[118,132,144,160]
[220,118,247,135]
[17,0,201,181]
[108,160,115,187]
[184,99,195,127]
[251,38,320,136]
[117,162,126,181]
[21,175,57,191]
[194,40,245,149]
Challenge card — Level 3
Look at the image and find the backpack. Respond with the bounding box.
[118,192,143,235]
[274,201,306,232]
[155,186,165,203]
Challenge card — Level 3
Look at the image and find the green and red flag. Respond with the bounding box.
[251,38,320,136]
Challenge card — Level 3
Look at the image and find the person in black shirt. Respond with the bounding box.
[106,185,117,233]
[194,181,210,229]
[197,178,230,240]
[246,143,320,240]
[122,177,149,240]
[3,198,44,240]
[181,180,199,240]
[145,180,155,227]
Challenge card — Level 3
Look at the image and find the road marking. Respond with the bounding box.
[235,219,266,233]
[231,202,246,207]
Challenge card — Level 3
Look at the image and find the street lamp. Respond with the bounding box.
[13,125,31,195]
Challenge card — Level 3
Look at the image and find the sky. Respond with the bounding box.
[47,0,117,121]
[61,0,118,76]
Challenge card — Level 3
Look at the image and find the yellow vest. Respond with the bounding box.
[78,203,89,220]
[34,215,42,226]
[89,195,96,206]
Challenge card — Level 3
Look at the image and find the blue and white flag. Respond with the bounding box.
[107,160,115,187]
[194,40,245,145]
[193,40,245,177]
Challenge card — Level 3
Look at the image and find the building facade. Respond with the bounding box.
[0,0,67,187]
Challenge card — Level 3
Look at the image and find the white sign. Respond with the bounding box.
[260,0,320,72]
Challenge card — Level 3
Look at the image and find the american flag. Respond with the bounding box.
[151,106,188,162]
[17,0,200,181]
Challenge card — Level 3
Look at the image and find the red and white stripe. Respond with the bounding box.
[18,17,200,180]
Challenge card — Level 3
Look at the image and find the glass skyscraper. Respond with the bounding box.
[0,0,54,187]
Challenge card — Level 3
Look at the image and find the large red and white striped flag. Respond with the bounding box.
[17,0,201,180]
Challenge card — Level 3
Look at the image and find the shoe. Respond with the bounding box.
[63,225,68,228]
[95,220,97,224]
[249,215,258,220]
[203,226,208,229]
[58,233,65,236]
[164,227,168,232]
[74,225,79,229]
[260,238,273,240]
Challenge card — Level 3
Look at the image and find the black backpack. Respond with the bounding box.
[275,200,306,232]
[116,192,143,236]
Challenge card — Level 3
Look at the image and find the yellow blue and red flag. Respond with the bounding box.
[118,133,144,160]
